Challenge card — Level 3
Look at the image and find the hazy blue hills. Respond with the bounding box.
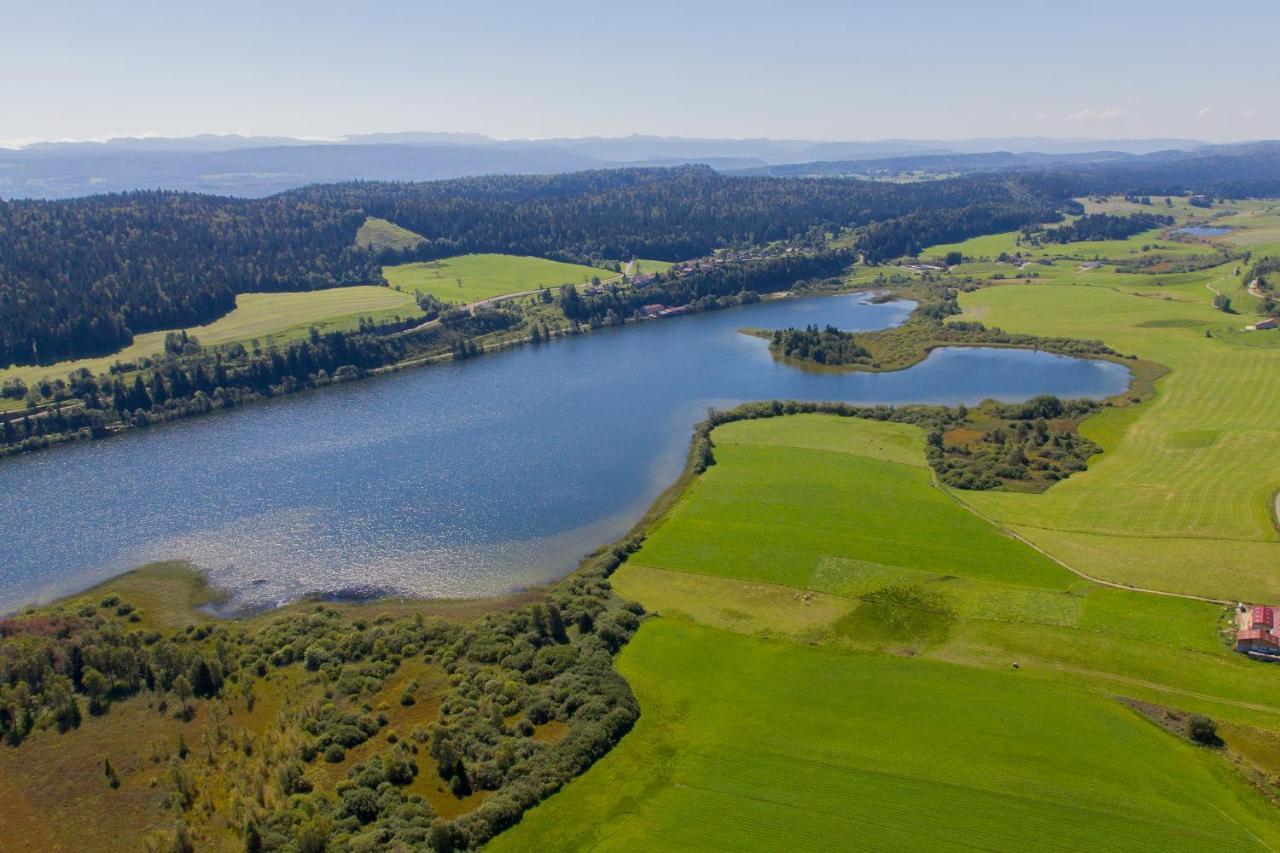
[0,132,1224,199]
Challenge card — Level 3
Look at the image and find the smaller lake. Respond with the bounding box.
[1173,226,1232,237]
[0,293,1132,613]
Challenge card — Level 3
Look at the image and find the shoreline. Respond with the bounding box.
[2,284,1155,618]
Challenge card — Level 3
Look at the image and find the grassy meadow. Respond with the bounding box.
[383,254,613,303]
[354,216,427,253]
[497,416,1280,850]
[628,258,675,276]
[0,286,421,389]
[952,274,1280,601]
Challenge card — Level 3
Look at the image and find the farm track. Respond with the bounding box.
[933,471,1232,605]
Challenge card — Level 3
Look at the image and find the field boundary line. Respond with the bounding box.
[992,522,1277,545]
[930,472,1231,605]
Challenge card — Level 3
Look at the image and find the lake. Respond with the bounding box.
[0,293,1131,613]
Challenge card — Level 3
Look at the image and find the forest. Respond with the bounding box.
[10,148,1278,369]
[1040,212,1175,243]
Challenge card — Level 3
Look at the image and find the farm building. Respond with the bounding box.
[1234,604,1280,658]
[1245,317,1279,331]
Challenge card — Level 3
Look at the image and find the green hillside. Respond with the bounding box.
[496,415,1280,850]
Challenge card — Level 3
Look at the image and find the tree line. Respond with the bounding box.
[1040,212,1174,244]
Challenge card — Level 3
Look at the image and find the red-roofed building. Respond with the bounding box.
[1236,604,1280,656]
[1235,629,1280,653]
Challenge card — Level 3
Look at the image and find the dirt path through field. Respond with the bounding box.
[932,472,1231,605]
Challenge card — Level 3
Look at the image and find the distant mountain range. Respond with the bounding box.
[0,132,1237,199]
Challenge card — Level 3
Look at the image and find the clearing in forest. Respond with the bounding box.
[383,254,613,304]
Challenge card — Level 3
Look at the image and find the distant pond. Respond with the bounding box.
[0,293,1131,612]
[1173,226,1232,237]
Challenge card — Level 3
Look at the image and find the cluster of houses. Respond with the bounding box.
[1234,605,1280,660]
[640,303,689,319]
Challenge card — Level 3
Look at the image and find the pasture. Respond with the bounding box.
[0,286,420,388]
[354,216,427,253]
[496,415,1280,850]
[383,253,613,303]
[628,258,675,276]
[952,275,1280,601]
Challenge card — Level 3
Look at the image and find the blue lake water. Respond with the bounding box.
[1173,226,1232,237]
[0,293,1131,612]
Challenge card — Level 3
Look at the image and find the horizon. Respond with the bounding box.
[0,129,1262,153]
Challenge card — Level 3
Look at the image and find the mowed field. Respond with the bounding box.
[383,253,613,303]
[952,273,1280,601]
[629,258,675,276]
[0,286,420,389]
[497,417,1280,850]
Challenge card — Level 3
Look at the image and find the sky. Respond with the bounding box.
[2,0,1277,147]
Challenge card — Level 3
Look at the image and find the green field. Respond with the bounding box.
[928,227,1212,268]
[497,416,1280,850]
[354,216,427,252]
[952,275,1280,601]
[0,286,420,387]
[629,258,675,276]
[384,253,613,303]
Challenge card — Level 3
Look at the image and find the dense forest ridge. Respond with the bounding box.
[7,145,1280,369]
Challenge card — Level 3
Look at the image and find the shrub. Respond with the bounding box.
[1188,715,1222,746]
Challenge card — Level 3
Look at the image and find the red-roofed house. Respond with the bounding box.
[1236,604,1280,656]
[1235,629,1280,653]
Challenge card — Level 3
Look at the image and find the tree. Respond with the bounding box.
[82,667,110,715]
[104,757,120,789]
[1188,714,1221,746]
[546,602,569,643]
[340,786,380,823]
[243,819,263,853]
[172,674,193,717]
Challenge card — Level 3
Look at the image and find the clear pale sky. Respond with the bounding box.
[3,0,1276,146]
